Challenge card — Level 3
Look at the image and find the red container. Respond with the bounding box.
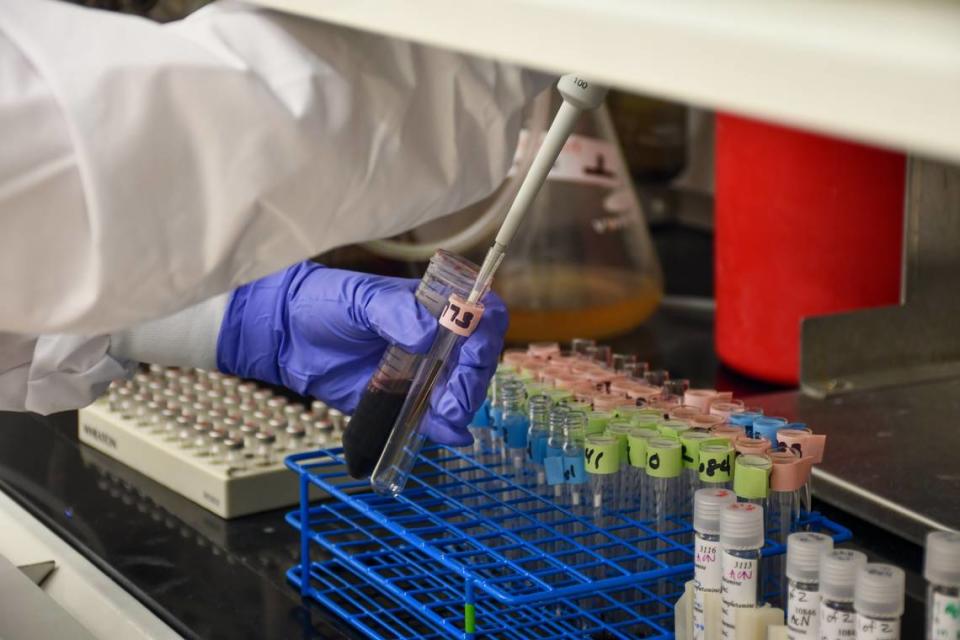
[715,115,905,385]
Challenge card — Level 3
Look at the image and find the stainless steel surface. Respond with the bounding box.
[748,382,960,544]
[801,157,960,397]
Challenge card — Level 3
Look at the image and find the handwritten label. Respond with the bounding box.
[819,602,856,640]
[563,455,586,485]
[720,551,758,640]
[788,584,821,639]
[544,456,565,486]
[438,294,483,337]
[855,614,899,640]
[693,534,722,640]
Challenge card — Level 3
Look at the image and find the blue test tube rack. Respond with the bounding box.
[285,445,850,639]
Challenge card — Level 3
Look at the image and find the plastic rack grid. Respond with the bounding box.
[286,445,851,638]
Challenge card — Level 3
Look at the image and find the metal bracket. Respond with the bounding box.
[801,157,960,397]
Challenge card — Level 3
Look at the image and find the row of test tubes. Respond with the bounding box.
[105,365,345,471]
[465,338,832,606]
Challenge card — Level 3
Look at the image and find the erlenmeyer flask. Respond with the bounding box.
[493,99,663,343]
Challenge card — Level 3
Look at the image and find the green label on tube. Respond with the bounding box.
[584,436,619,474]
[645,438,682,478]
[586,412,611,436]
[698,443,733,482]
[680,433,722,470]
[627,433,649,468]
[734,454,772,499]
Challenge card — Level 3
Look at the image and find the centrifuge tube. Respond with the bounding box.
[526,395,551,494]
[645,437,682,533]
[341,250,479,478]
[719,502,764,640]
[924,531,960,640]
[605,420,634,511]
[854,564,905,640]
[693,488,737,640]
[734,453,772,509]
[681,431,721,506]
[626,426,658,518]
[819,549,867,640]
[584,433,619,536]
[698,442,734,491]
[786,532,834,640]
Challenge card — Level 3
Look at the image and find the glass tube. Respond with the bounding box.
[819,549,867,640]
[785,532,834,640]
[341,250,479,478]
[693,488,737,640]
[854,564,905,640]
[719,503,764,640]
[925,531,960,640]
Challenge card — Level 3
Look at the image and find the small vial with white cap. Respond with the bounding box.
[854,564,905,640]
[719,502,764,639]
[693,488,737,640]
[924,531,960,640]
[819,549,867,640]
[786,531,834,639]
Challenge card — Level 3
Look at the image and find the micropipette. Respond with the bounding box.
[370,75,608,497]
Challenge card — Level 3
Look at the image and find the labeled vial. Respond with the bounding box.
[786,532,834,640]
[819,549,867,640]
[254,430,277,465]
[925,531,960,640]
[854,564,905,640]
[693,488,737,640]
[719,502,764,640]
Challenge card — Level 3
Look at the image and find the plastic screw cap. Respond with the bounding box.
[820,549,867,602]
[855,563,905,618]
[924,531,960,588]
[786,532,834,583]
[719,502,765,551]
[693,488,737,536]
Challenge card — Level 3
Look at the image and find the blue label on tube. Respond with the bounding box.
[544,456,566,485]
[504,415,529,449]
[528,434,548,464]
[546,445,564,460]
[563,456,586,485]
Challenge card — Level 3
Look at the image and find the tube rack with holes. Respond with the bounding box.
[284,446,851,639]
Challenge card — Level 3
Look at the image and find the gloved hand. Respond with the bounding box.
[216,261,507,445]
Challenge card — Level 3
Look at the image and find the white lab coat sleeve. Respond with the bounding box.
[0,293,227,414]
[0,0,552,336]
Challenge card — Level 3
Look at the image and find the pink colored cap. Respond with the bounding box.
[777,429,827,464]
[592,394,636,412]
[709,424,745,443]
[735,436,772,456]
[683,389,717,411]
[689,414,725,429]
[770,456,814,492]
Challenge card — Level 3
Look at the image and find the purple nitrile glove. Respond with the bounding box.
[216,261,507,446]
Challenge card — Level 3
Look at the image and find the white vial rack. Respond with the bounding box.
[78,366,346,519]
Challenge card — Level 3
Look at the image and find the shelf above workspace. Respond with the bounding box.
[249,0,960,162]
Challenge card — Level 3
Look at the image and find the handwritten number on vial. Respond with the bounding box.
[649,453,661,470]
[681,444,694,464]
[585,447,595,465]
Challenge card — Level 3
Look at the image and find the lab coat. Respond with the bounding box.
[0,0,550,413]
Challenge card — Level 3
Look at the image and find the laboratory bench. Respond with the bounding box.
[0,298,928,638]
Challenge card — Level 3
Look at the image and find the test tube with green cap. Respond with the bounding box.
[680,431,723,512]
[734,453,773,509]
[627,426,659,519]
[645,437,683,534]
[586,410,612,436]
[659,421,692,441]
[606,419,634,511]
[698,441,734,491]
[584,433,620,565]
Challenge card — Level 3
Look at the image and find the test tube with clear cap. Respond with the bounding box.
[785,532,834,640]
[719,502,764,640]
[854,564,905,640]
[924,531,960,640]
[819,549,867,640]
[693,488,737,640]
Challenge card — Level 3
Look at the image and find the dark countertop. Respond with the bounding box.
[0,302,925,639]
